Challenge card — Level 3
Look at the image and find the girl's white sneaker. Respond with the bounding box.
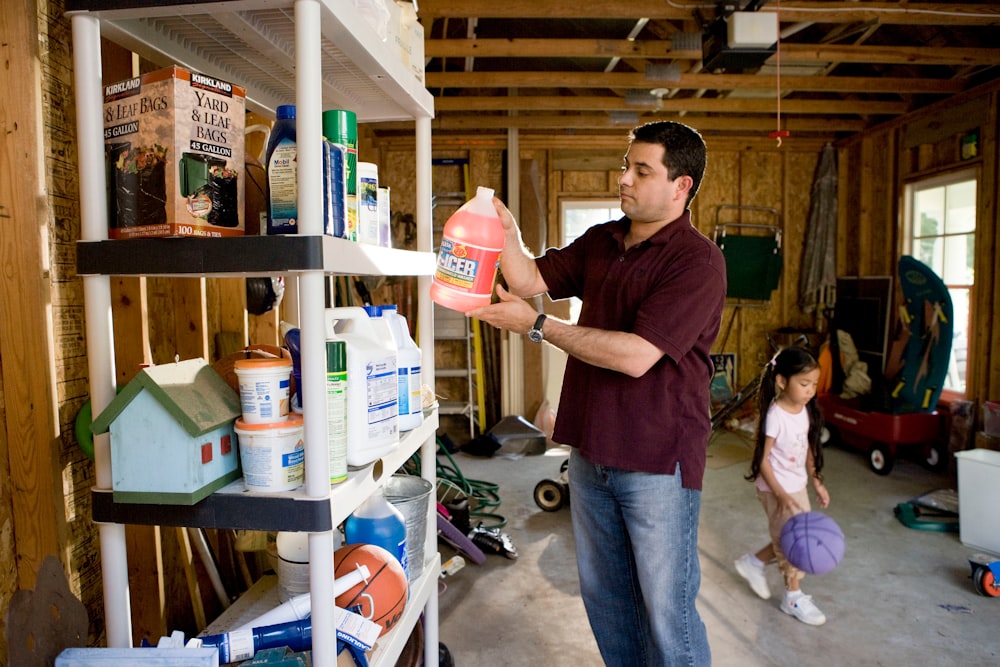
[735,554,771,600]
[780,593,826,626]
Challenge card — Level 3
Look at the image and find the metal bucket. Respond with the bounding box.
[384,474,434,581]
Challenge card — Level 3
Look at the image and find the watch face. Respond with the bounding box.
[528,329,543,343]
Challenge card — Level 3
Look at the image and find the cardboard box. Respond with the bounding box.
[104,66,246,238]
[386,0,425,85]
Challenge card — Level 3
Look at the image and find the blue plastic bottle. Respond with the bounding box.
[266,104,298,234]
[323,140,347,238]
[200,617,312,663]
[344,491,408,577]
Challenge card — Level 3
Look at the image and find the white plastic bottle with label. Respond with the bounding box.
[324,307,399,466]
[357,161,380,245]
[275,531,309,602]
[381,304,423,431]
[361,304,401,435]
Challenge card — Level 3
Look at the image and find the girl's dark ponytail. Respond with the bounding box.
[746,359,779,482]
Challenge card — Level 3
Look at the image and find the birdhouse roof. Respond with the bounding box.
[91,358,241,437]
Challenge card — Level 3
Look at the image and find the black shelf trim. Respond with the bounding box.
[77,236,324,276]
[91,487,333,532]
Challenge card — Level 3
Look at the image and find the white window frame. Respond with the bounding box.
[559,199,623,322]
[901,167,977,395]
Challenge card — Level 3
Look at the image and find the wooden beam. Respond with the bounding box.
[428,113,865,133]
[418,1,1000,25]
[2,0,62,595]
[779,43,1000,68]
[380,132,833,153]
[425,39,1000,69]
[434,95,909,115]
[419,0,692,19]
[425,71,965,95]
[424,38,700,60]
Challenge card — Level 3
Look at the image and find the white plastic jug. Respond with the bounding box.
[324,307,399,466]
[381,305,423,431]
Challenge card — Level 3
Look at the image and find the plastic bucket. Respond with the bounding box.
[234,357,292,423]
[384,475,433,581]
[235,414,304,493]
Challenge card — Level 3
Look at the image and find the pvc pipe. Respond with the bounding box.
[72,11,132,649]
[292,3,336,666]
[416,114,439,667]
[232,563,370,632]
[187,528,230,610]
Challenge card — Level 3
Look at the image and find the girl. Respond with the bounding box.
[734,346,830,626]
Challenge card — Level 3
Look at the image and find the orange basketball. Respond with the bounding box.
[334,543,409,636]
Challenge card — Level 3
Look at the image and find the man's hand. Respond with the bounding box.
[466,285,536,335]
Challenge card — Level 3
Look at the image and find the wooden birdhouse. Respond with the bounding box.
[91,358,242,505]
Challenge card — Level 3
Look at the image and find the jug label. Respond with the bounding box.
[366,357,398,440]
[434,238,500,295]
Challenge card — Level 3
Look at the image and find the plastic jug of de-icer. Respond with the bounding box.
[324,307,398,467]
[429,186,504,312]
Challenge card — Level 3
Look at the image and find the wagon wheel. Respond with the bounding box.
[534,479,566,512]
[923,443,949,472]
[869,444,894,476]
[973,566,1000,597]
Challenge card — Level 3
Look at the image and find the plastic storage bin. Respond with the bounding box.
[955,448,1000,554]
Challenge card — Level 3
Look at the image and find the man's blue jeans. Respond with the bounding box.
[569,451,710,667]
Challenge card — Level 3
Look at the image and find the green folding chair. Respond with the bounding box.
[713,205,783,303]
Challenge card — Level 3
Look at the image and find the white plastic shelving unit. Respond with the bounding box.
[69,1,437,665]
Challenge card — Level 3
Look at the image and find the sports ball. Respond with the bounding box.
[334,543,409,636]
[779,511,845,575]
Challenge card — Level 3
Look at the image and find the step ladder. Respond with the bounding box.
[432,158,484,441]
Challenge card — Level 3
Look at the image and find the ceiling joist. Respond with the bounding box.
[418,1,1000,26]
[425,39,1000,68]
[434,95,910,116]
[426,71,964,95]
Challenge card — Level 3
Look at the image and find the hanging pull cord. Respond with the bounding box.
[768,0,790,147]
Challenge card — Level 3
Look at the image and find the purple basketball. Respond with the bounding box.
[779,511,845,575]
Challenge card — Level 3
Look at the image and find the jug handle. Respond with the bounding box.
[245,123,270,163]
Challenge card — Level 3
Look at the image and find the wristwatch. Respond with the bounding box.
[528,313,547,343]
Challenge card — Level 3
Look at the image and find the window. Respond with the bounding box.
[559,200,623,322]
[903,169,976,394]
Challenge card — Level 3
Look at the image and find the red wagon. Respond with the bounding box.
[817,393,948,475]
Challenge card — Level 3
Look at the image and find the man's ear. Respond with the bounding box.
[675,174,694,200]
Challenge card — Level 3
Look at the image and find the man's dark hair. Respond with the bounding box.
[628,121,707,207]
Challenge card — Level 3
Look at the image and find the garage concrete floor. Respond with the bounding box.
[435,436,1000,666]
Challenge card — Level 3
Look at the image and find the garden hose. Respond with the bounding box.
[404,441,507,529]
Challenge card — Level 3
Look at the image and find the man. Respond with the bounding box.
[468,121,726,666]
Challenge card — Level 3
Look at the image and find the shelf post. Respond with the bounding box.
[415,116,439,667]
[71,10,132,648]
[293,1,337,665]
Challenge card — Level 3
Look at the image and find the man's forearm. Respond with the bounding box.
[541,317,663,378]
